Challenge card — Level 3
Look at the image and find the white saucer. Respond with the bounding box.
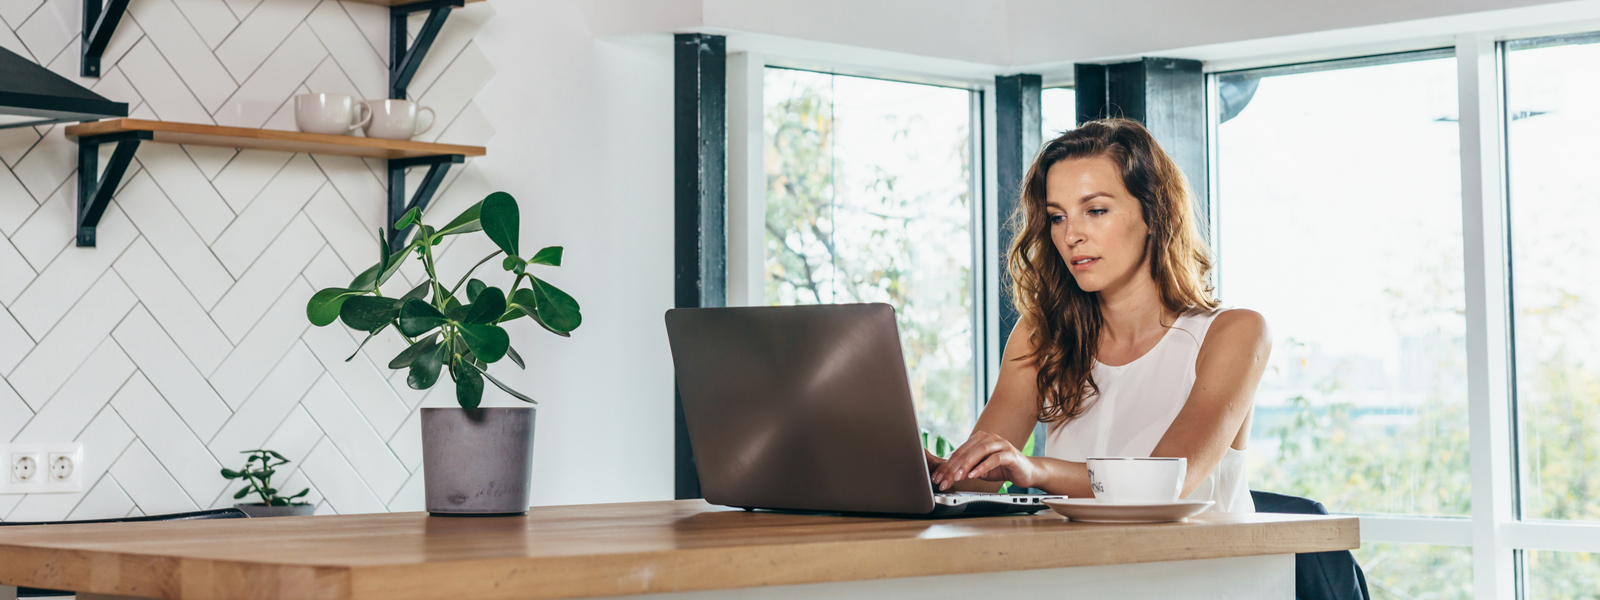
[1042,498,1215,523]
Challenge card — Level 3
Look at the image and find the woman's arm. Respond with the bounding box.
[1150,309,1271,496]
[930,317,1097,497]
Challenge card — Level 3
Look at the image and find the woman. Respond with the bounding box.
[928,118,1269,513]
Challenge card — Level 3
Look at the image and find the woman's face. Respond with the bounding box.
[1045,155,1150,294]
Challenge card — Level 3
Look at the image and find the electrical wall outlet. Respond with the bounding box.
[0,443,83,494]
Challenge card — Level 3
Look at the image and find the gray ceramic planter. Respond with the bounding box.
[421,407,535,516]
[235,503,315,518]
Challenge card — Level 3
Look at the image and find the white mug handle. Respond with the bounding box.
[414,106,436,136]
[349,102,373,132]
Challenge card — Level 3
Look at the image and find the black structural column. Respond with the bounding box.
[993,74,1041,353]
[673,33,727,500]
[1074,58,1208,231]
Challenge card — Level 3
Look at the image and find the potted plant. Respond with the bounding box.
[222,449,314,517]
[305,192,581,516]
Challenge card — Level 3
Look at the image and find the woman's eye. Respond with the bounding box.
[1048,214,1065,225]
[1087,208,1108,217]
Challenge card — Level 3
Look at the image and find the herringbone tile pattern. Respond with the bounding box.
[0,0,496,521]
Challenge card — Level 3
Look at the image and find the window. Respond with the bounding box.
[1504,36,1600,525]
[762,68,978,441]
[1213,51,1468,594]
[1041,87,1076,137]
[1215,51,1466,516]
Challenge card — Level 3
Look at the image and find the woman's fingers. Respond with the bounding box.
[969,452,1013,482]
[938,440,1009,490]
[932,432,990,485]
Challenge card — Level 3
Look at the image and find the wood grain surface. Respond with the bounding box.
[0,500,1357,600]
[63,119,487,160]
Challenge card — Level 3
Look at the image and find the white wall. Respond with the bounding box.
[0,0,678,522]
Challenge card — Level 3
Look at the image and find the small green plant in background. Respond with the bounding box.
[305,192,582,409]
[221,450,309,507]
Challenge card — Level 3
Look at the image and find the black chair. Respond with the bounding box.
[0,507,249,598]
[1251,491,1370,600]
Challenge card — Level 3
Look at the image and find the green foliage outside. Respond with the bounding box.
[764,70,975,441]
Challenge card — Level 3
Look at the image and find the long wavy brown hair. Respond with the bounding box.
[1006,118,1218,425]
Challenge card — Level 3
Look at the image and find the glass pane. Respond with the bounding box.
[1505,39,1600,523]
[1216,56,1468,515]
[1041,87,1076,137]
[1525,551,1600,599]
[763,68,976,441]
[1355,543,1473,599]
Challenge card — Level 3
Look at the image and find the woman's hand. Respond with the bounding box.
[930,430,1041,491]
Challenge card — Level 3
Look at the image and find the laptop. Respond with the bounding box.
[665,303,1065,517]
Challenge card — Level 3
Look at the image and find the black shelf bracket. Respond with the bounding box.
[76,130,150,247]
[387,154,464,252]
[82,0,131,77]
[390,0,465,100]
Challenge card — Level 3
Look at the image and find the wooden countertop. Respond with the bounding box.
[0,500,1357,600]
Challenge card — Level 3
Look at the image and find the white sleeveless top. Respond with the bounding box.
[1043,307,1255,514]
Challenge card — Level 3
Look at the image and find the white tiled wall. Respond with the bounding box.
[0,0,496,521]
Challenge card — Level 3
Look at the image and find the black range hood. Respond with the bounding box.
[0,46,127,130]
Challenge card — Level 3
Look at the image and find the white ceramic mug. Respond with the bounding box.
[295,93,371,135]
[1086,457,1186,504]
[362,99,436,140]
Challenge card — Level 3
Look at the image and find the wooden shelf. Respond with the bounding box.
[344,0,485,4]
[64,119,485,160]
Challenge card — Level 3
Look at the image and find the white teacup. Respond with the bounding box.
[295,93,370,135]
[1086,457,1186,504]
[362,99,436,141]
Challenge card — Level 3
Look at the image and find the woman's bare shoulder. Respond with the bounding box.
[1201,308,1270,355]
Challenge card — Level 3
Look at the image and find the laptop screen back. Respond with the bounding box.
[665,303,936,514]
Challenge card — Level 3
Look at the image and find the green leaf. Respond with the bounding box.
[395,206,419,230]
[407,342,448,390]
[480,192,520,257]
[466,279,486,303]
[388,333,440,369]
[220,468,240,479]
[397,298,449,337]
[234,487,251,500]
[503,288,571,337]
[339,296,401,332]
[376,228,391,274]
[348,244,416,291]
[502,288,537,322]
[401,280,430,302]
[530,276,582,333]
[463,287,506,325]
[307,288,365,327]
[437,201,483,237]
[269,498,288,507]
[458,323,509,363]
[345,324,388,361]
[446,303,469,322]
[505,344,525,370]
[473,362,538,405]
[267,450,287,462]
[502,255,527,274]
[528,246,563,266]
[288,488,309,500]
[452,359,484,409]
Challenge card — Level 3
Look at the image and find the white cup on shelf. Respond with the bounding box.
[1086,457,1187,504]
[294,93,370,135]
[361,99,436,141]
